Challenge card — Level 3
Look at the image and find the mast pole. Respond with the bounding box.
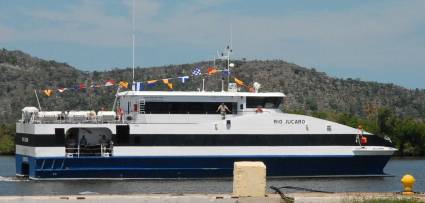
[132,0,135,85]
[34,89,42,111]
[227,24,232,91]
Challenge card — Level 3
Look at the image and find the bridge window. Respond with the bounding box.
[246,97,282,108]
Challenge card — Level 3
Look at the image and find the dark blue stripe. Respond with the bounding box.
[16,155,392,179]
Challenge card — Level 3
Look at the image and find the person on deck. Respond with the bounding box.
[216,103,231,120]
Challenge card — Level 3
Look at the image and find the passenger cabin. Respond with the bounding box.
[117,91,285,120]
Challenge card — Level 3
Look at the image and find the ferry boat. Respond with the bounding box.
[14,1,396,179]
[15,86,397,179]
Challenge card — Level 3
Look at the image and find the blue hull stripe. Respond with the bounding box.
[16,155,392,179]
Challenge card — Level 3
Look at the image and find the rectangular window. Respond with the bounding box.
[246,97,282,108]
[144,102,236,114]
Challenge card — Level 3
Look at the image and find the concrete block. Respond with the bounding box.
[232,161,266,197]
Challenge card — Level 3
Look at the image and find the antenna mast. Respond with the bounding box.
[228,24,232,89]
[219,24,233,91]
[132,0,135,85]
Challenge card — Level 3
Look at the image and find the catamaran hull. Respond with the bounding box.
[16,154,392,179]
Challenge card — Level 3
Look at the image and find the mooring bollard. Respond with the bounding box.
[232,161,266,197]
[401,174,416,195]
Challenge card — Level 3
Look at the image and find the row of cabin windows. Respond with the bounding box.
[142,102,236,114]
[124,97,283,114]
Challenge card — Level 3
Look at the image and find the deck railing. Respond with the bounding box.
[65,144,113,157]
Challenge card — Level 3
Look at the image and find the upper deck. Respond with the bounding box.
[19,91,286,125]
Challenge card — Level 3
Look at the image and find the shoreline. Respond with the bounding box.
[0,193,423,203]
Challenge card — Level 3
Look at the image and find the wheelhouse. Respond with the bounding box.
[117,91,286,116]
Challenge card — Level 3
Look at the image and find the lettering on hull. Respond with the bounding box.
[274,119,306,125]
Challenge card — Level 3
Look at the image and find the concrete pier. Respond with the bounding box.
[0,193,423,203]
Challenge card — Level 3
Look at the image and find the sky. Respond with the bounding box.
[0,0,424,89]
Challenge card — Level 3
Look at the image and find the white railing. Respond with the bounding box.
[65,144,113,157]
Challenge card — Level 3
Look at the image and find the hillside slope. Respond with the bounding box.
[1,48,425,123]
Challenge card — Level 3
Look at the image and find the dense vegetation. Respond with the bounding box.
[0,48,425,156]
[0,124,15,155]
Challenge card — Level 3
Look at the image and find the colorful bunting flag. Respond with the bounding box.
[147,80,158,87]
[57,88,67,93]
[207,67,218,75]
[105,80,115,86]
[192,68,202,76]
[132,82,144,91]
[162,79,173,90]
[43,89,53,97]
[234,77,244,86]
[178,76,189,83]
[119,81,129,89]
[222,69,230,77]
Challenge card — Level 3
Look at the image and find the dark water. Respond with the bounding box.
[0,156,423,195]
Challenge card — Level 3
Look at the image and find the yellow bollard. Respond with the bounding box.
[401,174,416,195]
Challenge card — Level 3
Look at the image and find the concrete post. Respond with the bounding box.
[232,161,266,197]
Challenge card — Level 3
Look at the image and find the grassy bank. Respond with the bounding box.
[345,197,425,203]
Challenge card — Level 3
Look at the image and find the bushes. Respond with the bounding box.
[0,124,15,155]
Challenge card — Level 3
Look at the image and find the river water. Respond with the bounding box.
[0,156,423,195]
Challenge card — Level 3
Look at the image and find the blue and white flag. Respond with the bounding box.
[178,76,190,83]
[222,69,230,77]
[132,82,144,91]
[192,68,202,76]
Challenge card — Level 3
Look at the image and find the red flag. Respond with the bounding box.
[105,79,115,86]
[207,67,218,75]
[79,83,86,90]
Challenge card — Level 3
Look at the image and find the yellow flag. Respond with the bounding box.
[43,89,53,97]
[162,79,173,89]
[119,81,129,89]
[234,77,244,86]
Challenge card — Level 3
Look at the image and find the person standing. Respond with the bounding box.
[216,103,231,120]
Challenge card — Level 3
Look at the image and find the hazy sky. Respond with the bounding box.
[1,0,424,89]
